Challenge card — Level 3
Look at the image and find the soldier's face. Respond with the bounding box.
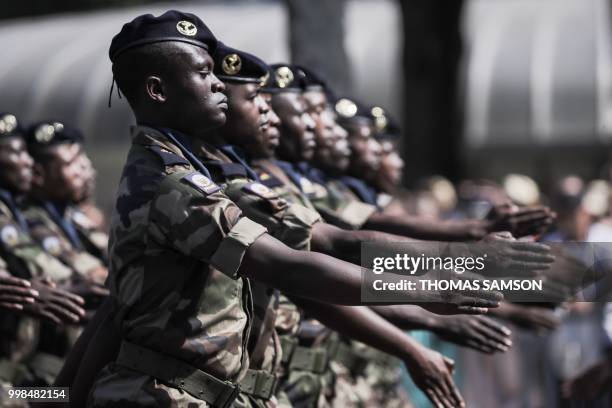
[304,91,336,166]
[34,143,85,203]
[376,141,404,191]
[272,93,316,162]
[162,45,227,136]
[329,122,351,172]
[0,137,33,194]
[346,123,382,176]
[220,83,279,158]
[77,152,96,201]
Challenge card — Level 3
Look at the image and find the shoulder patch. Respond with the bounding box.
[242,182,279,200]
[42,236,62,256]
[145,145,190,167]
[0,225,19,248]
[299,177,316,195]
[182,172,221,195]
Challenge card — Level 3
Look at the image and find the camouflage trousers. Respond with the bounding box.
[88,364,292,408]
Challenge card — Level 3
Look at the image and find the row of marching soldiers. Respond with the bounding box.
[0,115,110,406]
[2,9,606,408]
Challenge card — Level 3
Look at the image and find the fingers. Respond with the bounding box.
[478,315,512,336]
[37,309,63,325]
[471,318,512,351]
[0,302,25,311]
[49,293,86,319]
[455,306,489,315]
[425,388,445,408]
[443,369,465,408]
[0,275,31,287]
[45,302,82,324]
[510,241,553,256]
[0,294,36,305]
[0,284,39,298]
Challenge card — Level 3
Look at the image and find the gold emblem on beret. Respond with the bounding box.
[35,124,56,143]
[222,54,242,76]
[0,114,17,135]
[371,106,388,132]
[177,20,197,37]
[52,122,64,133]
[335,98,357,118]
[260,72,270,87]
[275,66,294,89]
[1,226,19,248]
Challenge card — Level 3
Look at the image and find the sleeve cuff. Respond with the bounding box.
[210,217,268,279]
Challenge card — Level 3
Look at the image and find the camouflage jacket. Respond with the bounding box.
[21,200,106,284]
[272,163,376,230]
[70,207,109,264]
[107,126,267,381]
[193,145,321,375]
[0,191,72,371]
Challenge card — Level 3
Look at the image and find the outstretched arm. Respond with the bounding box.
[293,297,465,408]
[240,233,501,307]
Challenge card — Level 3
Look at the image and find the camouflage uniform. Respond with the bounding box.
[22,201,107,284]
[70,207,109,264]
[285,164,376,231]
[334,177,411,408]
[0,189,74,388]
[252,160,372,408]
[88,126,269,407]
[194,145,323,408]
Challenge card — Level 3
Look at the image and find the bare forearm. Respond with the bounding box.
[370,305,439,331]
[364,213,489,241]
[294,298,425,362]
[311,223,438,265]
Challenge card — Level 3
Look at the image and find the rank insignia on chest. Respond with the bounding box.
[299,177,315,195]
[183,172,221,195]
[242,182,279,199]
[0,226,19,248]
[42,236,62,256]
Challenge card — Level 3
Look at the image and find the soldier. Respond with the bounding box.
[291,68,556,240]
[71,150,109,264]
[81,11,510,408]
[23,121,108,286]
[254,67,517,408]
[0,113,86,392]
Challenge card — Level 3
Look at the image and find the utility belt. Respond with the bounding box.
[116,340,278,405]
[326,337,369,375]
[280,336,329,375]
[116,340,240,407]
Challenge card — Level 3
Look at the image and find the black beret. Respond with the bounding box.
[109,10,217,63]
[371,107,401,140]
[261,63,307,93]
[26,121,84,148]
[297,65,338,103]
[213,42,269,84]
[0,113,24,140]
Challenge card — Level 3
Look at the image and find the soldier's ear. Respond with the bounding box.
[31,163,45,188]
[145,76,166,104]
